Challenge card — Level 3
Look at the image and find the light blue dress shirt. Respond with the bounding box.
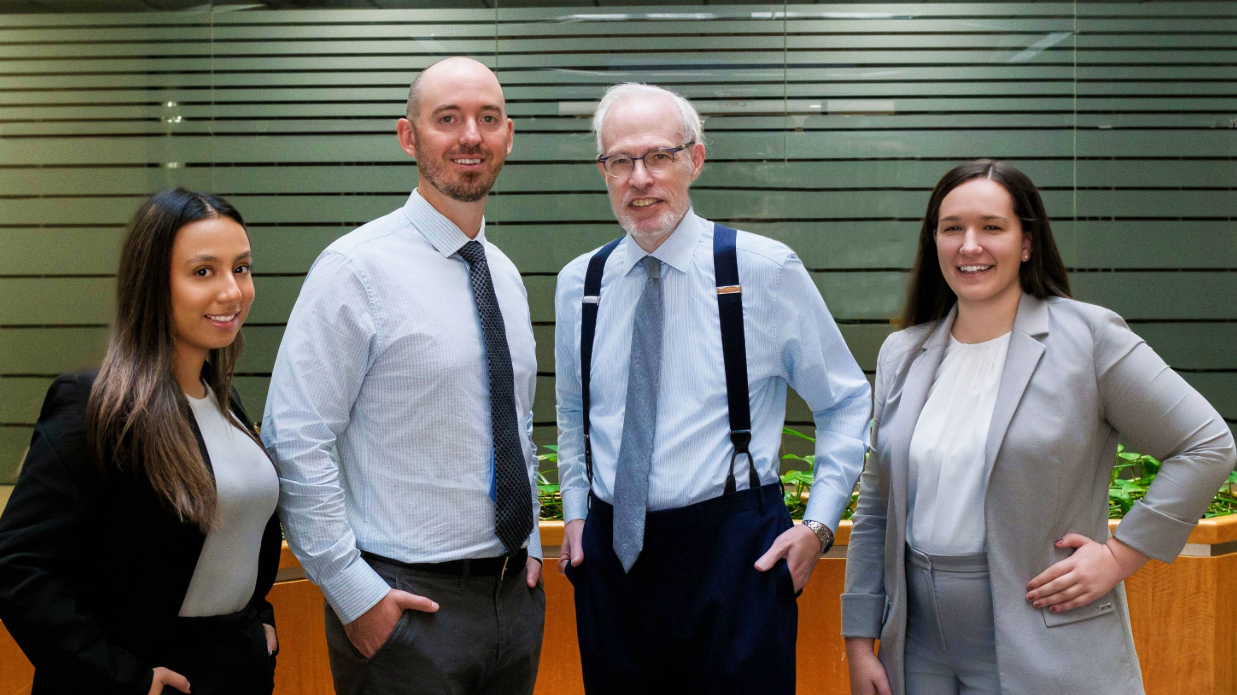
[554,210,871,529]
[262,190,541,624]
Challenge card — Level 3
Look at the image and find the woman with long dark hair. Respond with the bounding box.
[842,160,1235,695]
[0,189,282,695]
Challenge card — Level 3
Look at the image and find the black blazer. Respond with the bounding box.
[0,371,282,695]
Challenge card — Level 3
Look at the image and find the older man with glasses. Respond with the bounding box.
[553,82,871,694]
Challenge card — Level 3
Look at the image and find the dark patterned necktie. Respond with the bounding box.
[457,240,533,555]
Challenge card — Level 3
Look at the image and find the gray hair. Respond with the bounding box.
[592,83,704,154]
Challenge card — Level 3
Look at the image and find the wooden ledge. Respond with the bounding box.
[279,542,300,570]
[540,520,564,547]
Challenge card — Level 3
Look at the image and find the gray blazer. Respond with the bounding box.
[841,293,1236,695]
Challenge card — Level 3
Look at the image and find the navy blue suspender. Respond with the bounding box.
[712,223,761,494]
[580,236,623,490]
[579,223,760,497]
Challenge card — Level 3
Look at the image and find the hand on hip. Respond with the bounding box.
[1026,533,1148,613]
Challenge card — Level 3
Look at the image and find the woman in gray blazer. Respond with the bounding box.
[842,160,1236,695]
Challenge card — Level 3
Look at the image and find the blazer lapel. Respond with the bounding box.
[983,293,1050,473]
[889,308,956,525]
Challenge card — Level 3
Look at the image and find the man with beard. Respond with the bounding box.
[553,83,871,694]
[262,57,545,695]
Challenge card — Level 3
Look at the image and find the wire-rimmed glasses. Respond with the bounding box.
[597,142,694,179]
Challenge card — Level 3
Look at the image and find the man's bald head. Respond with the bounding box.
[406,56,503,124]
[396,55,513,205]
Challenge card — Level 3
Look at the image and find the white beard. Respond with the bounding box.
[616,203,685,244]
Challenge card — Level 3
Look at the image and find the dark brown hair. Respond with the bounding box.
[901,159,1071,328]
[86,188,255,531]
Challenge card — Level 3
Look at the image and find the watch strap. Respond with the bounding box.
[803,519,834,554]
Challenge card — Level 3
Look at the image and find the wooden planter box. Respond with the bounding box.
[3,517,1236,694]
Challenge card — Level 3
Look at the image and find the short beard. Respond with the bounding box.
[413,129,504,203]
[615,201,687,244]
[426,168,498,203]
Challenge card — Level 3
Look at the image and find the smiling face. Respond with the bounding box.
[400,58,513,203]
[169,216,255,368]
[935,177,1031,309]
[597,95,705,248]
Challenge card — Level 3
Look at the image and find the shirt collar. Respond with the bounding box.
[620,207,704,277]
[402,188,486,258]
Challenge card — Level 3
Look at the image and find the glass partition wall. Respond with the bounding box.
[1,1,1234,484]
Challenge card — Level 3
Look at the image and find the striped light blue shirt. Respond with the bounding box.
[262,189,541,624]
[554,210,870,529]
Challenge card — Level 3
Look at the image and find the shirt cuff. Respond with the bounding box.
[528,524,544,561]
[319,556,392,625]
[804,488,847,533]
[563,487,590,523]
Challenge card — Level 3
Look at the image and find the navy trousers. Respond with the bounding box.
[566,482,798,695]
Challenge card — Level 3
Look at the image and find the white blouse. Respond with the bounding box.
[907,331,1011,556]
[179,388,280,617]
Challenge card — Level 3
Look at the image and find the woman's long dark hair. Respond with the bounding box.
[86,189,251,531]
[900,159,1071,328]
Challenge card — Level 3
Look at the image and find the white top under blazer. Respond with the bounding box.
[180,388,280,617]
[907,331,1011,555]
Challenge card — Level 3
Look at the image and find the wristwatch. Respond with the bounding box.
[802,519,835,555]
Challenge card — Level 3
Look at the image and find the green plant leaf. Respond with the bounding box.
[782,453,815,467]
[781,470,815,484]
[782,427,817,443]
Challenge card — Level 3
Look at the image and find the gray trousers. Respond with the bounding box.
[324,555,546,695]
[904,546,1001,695]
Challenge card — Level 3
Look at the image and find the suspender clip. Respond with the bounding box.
[729,429,752,452]
[727,430,760,494]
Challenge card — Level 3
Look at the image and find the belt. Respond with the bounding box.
[361,548,528,581]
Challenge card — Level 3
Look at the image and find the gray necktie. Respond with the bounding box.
[612,257,663,572]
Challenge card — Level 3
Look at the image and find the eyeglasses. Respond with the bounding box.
[597,143,694,179]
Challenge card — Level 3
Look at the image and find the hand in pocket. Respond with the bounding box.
[344,588,438,658]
